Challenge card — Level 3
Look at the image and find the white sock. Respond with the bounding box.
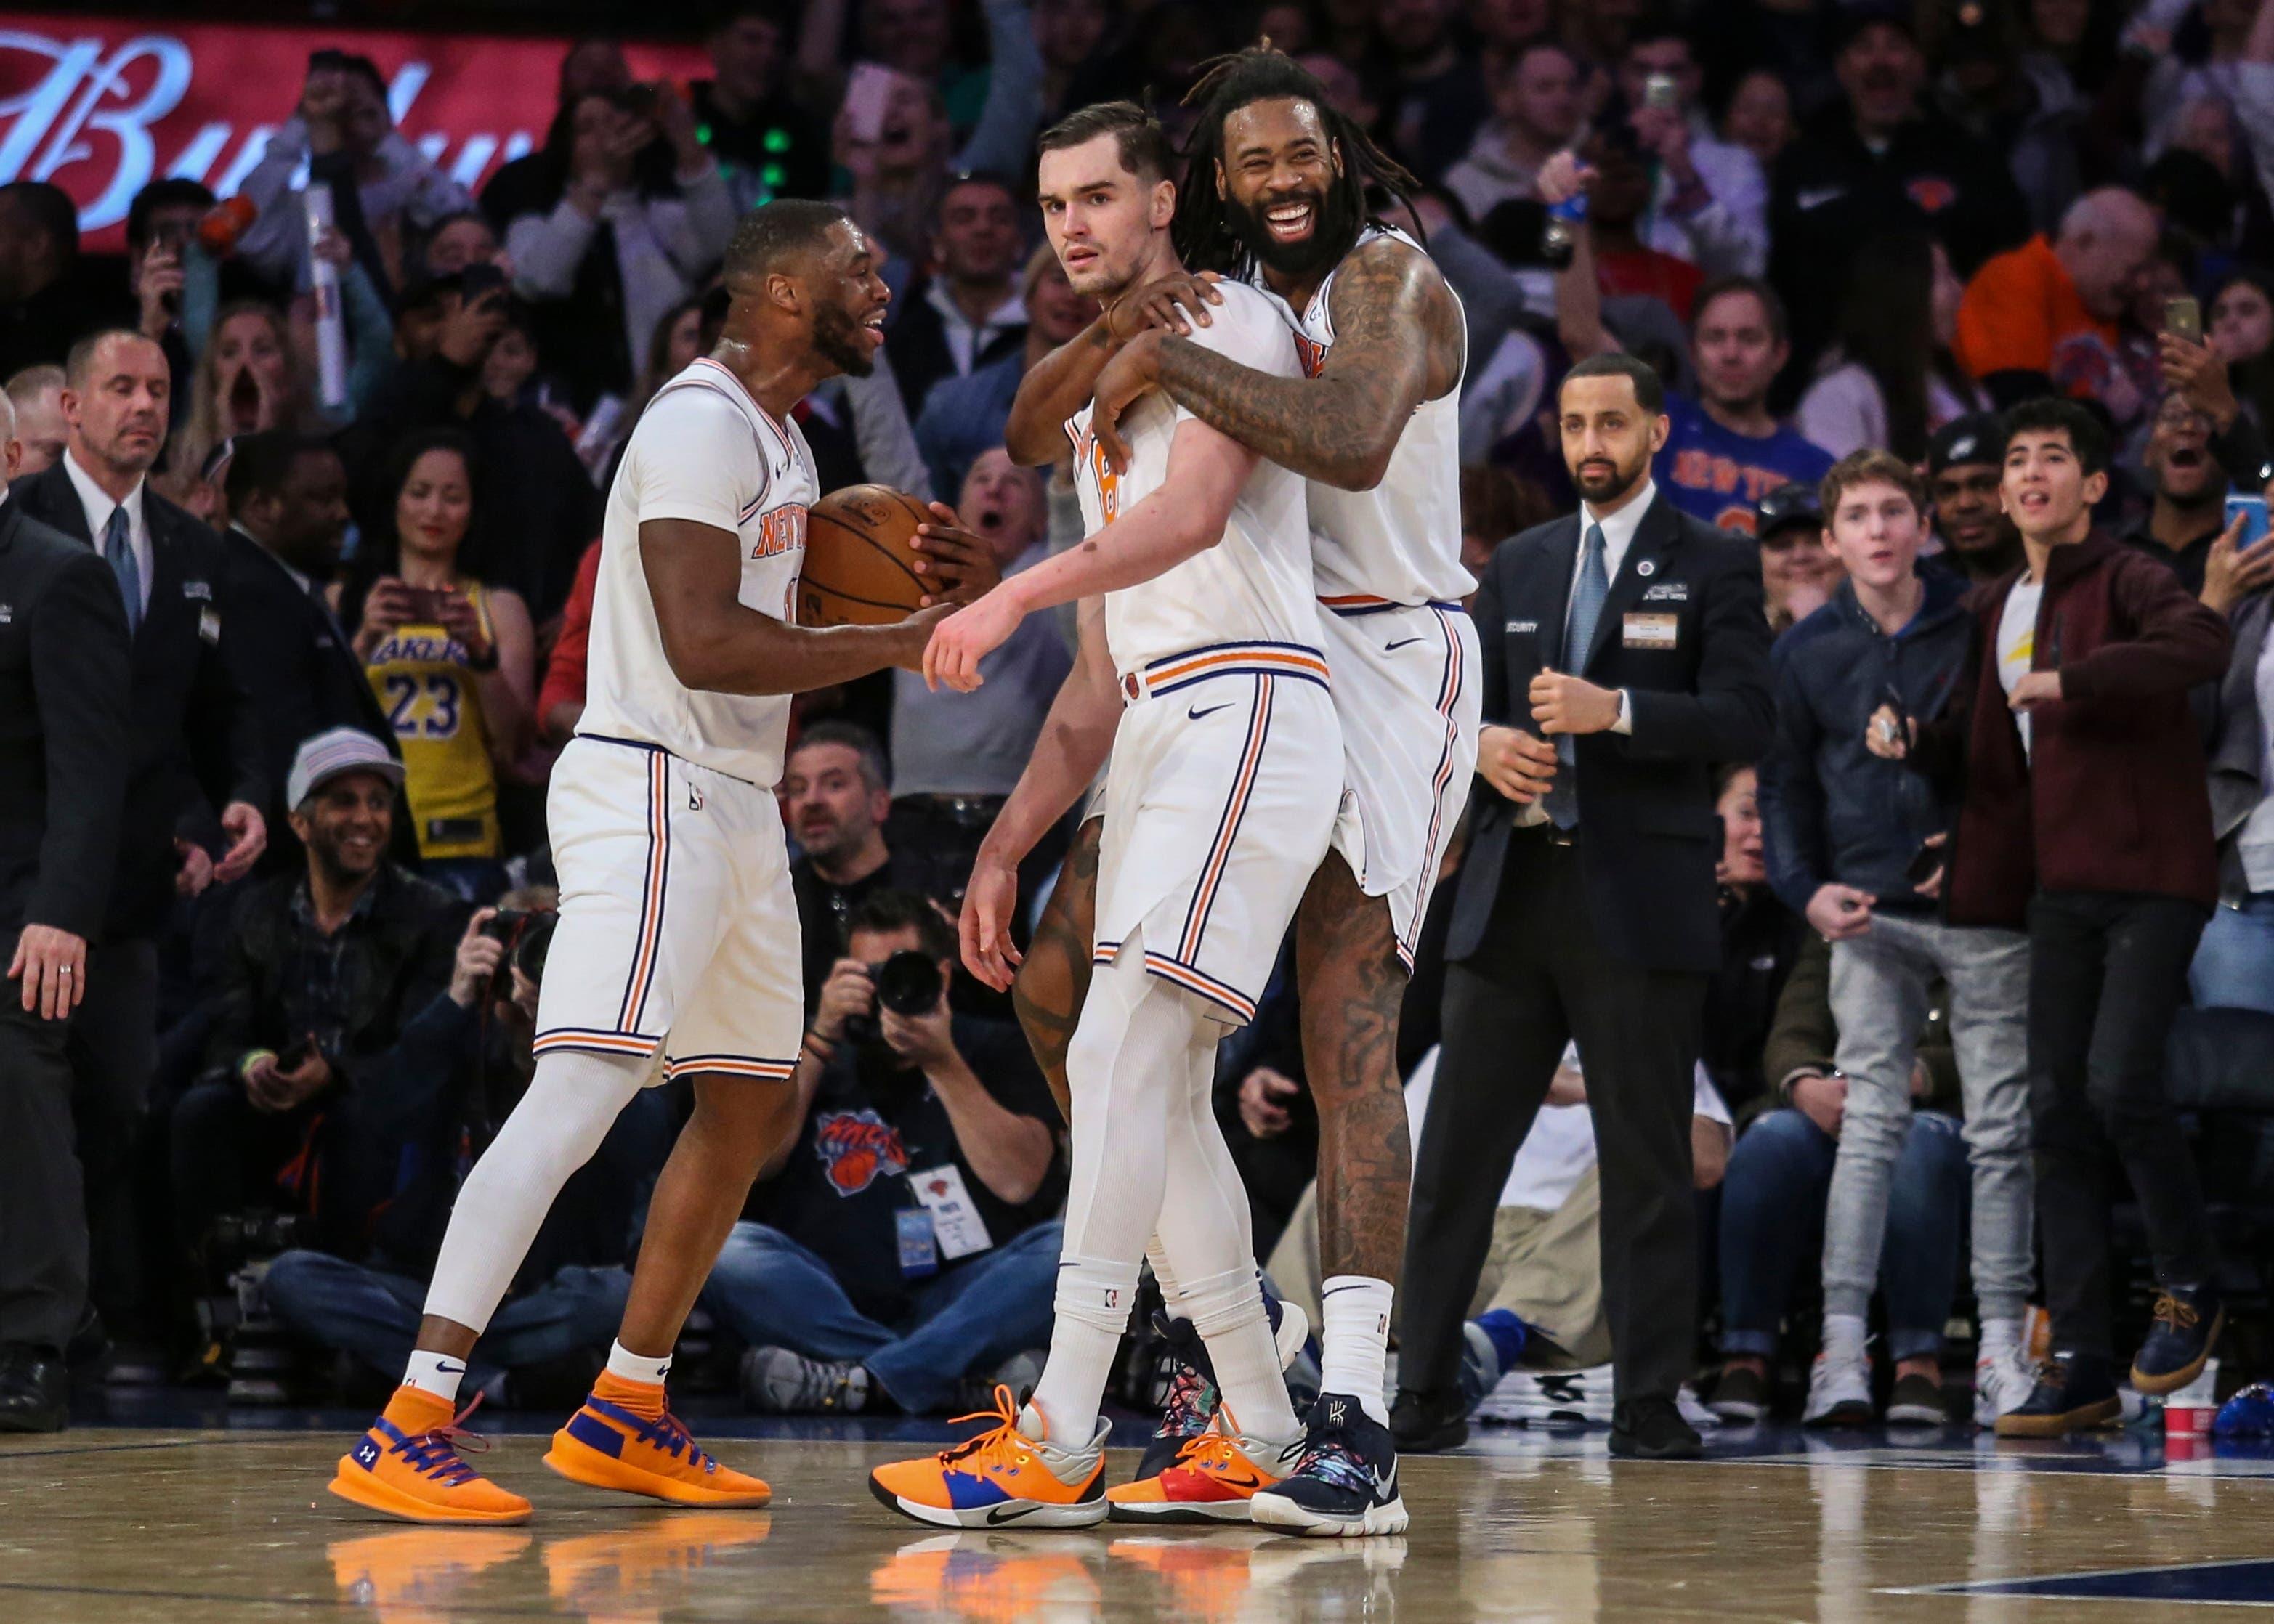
[1320,1275,1394,1425]
[421,1047,649,1333]
[1029,1253,1138,1444]
[1822,1312,1869,1358]
[1183,1264,1299,1442]
[1147,1238,1184,1315]
[607,1339,672,1386]
[1979,1318,2024,1356]
[401,1348,467,1404]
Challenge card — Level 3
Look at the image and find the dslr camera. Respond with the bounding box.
[843,950,944,1045]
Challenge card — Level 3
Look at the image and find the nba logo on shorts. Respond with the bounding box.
[1104,1288,1120,1309]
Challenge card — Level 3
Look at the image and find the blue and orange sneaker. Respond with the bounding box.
[328,1387,533,1526]
[1131,1298,1313,1486]
[1105,1420,1303,1523]
[542,1373,771,1507]
[869,1385,1109,1528]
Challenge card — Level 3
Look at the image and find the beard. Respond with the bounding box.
[812,301,877,378]
[1223,179,1359,280]
[1570,446,1651,506]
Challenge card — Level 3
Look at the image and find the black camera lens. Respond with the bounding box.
[873,950,942,1017]
[513,914,557,985]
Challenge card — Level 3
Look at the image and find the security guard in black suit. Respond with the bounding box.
[8,330,267,1359]
[1393,354,1773,1460]
[215,430,398,869]
[0,401,132,1431]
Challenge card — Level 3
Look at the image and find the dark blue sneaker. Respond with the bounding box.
[1248,1392,1409,1537]
[1993,1353,2121,1439]
[2131,1284,2223,1397]
[2214,1383,2274,1440]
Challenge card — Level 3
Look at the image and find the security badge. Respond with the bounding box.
[1624,612,1678,649]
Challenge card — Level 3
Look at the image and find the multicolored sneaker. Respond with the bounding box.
[1131,1298,1313,1485]
[869,1386,1109,1529]
[1247,1392,1408,1538]
[543,1384,772,1507]
[1105,1421,1303,1523]
[328,1387,533,1526]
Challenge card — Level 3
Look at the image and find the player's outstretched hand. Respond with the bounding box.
[911,503,1003,607]
[960,844,1024,991]
[921,589,1021,692]
[1091,330,1164,476]
[1106,269,1221,343]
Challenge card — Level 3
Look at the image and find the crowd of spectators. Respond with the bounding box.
[5,0,2274,1434]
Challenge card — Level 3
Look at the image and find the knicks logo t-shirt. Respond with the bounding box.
[1651,392,1835,534]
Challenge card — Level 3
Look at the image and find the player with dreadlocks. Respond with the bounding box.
[1056,49,1478,1536]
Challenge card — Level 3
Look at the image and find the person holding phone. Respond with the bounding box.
[1757,450,2036,1430]
[350,430,535,900]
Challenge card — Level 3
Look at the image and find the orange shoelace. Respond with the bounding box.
[1173,1432,1254,1478]
[2150,1293,2200,1332]
[936,1384,1035,1475]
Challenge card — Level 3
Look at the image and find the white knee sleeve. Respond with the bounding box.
[421,1047,649,1334]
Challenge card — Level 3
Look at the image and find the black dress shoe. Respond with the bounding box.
[1609,1395,1702,1460]
[1389,1385,1470,1453]
[0,1344,70,1433]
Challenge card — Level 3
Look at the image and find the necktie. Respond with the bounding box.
[102,506,142,636]
[1542,521,1608,830]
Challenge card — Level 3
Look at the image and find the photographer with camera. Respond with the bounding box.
[169,730,467,1278]
[703,890,1065,1416]
[264,891,671,1404]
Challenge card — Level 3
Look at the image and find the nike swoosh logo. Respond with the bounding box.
[985,1501,1048,1524]
[1372,1466,1397,1498]
[1384,636,1425,651]
[1188,702,1234,720]
[436,1361,466,1375]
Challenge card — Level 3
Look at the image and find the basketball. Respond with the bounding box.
[796,484,933,626]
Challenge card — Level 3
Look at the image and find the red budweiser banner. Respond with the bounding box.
[0,13,710,251]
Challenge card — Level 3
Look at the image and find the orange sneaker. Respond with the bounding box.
[869,1386,1109,1529]
[328,1388,533,1526]
[327,1527,531,1623]
[1104,1423,1301,1524]
[542,1385,771,1508]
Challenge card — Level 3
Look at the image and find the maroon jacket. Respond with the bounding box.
[1920,532,2231,927]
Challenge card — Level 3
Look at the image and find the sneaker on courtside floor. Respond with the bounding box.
[869,1384,1109,1528]
[328,1386,533,1525]
[543,1373,771,1507]
[1106,1421,1304,1523]
[1248,1392,1409,1538]
[1130,1298,1311,1485]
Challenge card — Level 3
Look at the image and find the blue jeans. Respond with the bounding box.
[702,1219,1062,1414]
[263,1249,629,1393]
[1719,1108,1967,1362]
[2191,893,2274,1015]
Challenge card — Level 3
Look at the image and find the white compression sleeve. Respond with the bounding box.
[419,1047,650,1336]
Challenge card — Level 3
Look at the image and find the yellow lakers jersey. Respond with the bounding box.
[365,582,501,860]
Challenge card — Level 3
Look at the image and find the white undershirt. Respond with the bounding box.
[1996,575,2044,762]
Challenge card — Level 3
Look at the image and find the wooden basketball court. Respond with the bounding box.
[7,1410,2274,1620]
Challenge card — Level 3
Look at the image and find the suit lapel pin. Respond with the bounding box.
[1637,559,1656,577]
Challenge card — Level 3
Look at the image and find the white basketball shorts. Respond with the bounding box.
[1093,643,1343,1025]
[1319,600,1482,970]
[533,734,804,1083]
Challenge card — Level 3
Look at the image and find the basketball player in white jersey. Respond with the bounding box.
[967,53,1480,1536]
[325,200,987,1526]
[869,102,1348,1530]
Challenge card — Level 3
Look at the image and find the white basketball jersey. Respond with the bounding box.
[1064,281,1324,670]
[580,357,817,787]
[1250,226,1475,607]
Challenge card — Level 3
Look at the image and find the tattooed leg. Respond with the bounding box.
[1013,816,1101,1123]
[1296,852,1412,1284]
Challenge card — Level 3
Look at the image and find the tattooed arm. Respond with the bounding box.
[1091,235,1461,491]
[1003,272,1225,466]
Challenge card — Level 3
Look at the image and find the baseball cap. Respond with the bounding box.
[287,727,404,810]
[1755,482,1823,542]
[1927,412,2005,476]
[1832,0,1917,53]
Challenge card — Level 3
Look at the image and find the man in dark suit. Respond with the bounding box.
[1393,353,1774,1460]
[217,430,397,866]
[9,329,267,1356]
[0,391,133,1430]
